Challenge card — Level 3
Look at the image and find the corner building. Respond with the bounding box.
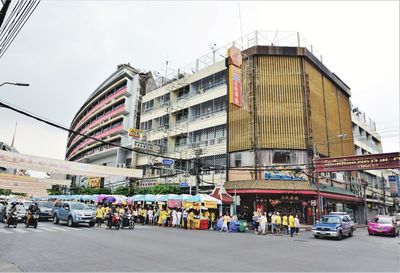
[226,45,361,224]
[65,64,150,189]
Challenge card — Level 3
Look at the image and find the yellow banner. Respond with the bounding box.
[203,201,218,209]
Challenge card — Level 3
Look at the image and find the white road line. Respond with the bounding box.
[28,228,44,233]
[13,229,29,233]
[38,227,57,232]
[0,229,12,234]
[51,227,71,232]
[63,227,81,231]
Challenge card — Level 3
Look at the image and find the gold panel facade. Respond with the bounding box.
[306,62,329,156]
[228,56,307,152]
[337,91,355,156]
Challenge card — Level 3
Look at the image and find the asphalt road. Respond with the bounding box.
[0,221,399,272]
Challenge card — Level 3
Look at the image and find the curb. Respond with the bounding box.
[0,261,22,272]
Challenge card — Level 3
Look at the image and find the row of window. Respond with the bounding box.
[69,99,126,145]
[72,82,127,130]
[140,96,227,131]
[70,138,121,161]
[142,71,226,113]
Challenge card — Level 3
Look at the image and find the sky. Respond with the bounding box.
[0,1,399,164]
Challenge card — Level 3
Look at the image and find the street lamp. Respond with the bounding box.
[0,82,29,87]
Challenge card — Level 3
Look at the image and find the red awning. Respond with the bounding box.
[211,186,234,204]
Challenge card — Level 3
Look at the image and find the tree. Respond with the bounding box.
[147,184,181,195]
[114,186,133,196]
[0,188,11,195]
[47,185,62,195]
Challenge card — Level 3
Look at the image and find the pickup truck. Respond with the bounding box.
[52,201,96,227]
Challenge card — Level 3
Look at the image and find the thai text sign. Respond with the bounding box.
[314,152,400,172]
[0,150,143,178]
[128,128,141,139]
[203,201,218,209]
[228,65,242,107]
[167,200,181,208]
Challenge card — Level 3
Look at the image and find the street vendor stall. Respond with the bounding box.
[183,194,221,230]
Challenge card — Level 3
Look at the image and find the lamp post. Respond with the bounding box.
[0,82,29,87]
[234,184,237,215]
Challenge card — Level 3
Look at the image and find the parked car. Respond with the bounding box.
[37,202,54,221]
[23,201,33,210]
[312,213,354,240]
[368,215,399,237]
[52,201,96,227]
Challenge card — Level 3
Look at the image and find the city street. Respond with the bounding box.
[0,222,399,272]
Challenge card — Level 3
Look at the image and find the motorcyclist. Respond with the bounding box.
[107,205,117,228]
[6,202,18,225]
[26,203,39,224]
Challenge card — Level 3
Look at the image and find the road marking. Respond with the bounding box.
[28,228,44,233]
[0,229,12,234]
[63,227,80,231]
[38,227,57,232]
[51,227,71,232]
[13,229,29,233]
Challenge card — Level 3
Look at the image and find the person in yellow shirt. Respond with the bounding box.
[275,212,282,235]
[288,213,295,237]
[203,210,210,229]
[188,210,195,229]
[221,213,230,232]
[210,211,216,230]
[282,214,288,235]
[95,204,105,228]
[161,209,168,227]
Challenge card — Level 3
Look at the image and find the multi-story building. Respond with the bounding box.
[139,31,365,223]
[351,105,395,217]
[65,64,151,190]
[0,142,18,175]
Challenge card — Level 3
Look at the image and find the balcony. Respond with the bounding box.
[73,86,128,131]
[67,125,124,160]
[68,105,126,147]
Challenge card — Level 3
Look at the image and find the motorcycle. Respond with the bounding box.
[107,213,121,230]
[25,212,39,228]
[121,213,135,230]
[5,212,18,228]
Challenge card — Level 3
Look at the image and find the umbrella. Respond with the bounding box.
[113,200,127,206]
[104,196,116,203]
[144,194,157,202]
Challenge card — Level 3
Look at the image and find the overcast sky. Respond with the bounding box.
[0,1,399,162]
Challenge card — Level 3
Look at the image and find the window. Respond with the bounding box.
[272,150,296,164]
[234,153,242,167]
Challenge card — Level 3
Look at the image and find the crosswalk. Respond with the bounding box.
[0,224,99,235]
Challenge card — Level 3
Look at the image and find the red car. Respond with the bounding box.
[368,215,399,237]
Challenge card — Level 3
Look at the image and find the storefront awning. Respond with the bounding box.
[225,180,314,191]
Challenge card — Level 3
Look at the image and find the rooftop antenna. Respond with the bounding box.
[237,1,244,50]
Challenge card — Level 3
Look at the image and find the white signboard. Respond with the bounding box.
[0,150,142,178]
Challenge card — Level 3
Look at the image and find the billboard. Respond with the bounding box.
[0,150,142,178]
[128,128,141,139]
[389,175,399,196]
[88,177,101,188]
[228,65,242,107]
[314,152,400,173]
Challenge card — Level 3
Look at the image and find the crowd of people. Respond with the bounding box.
[252,209,301,237]
[94,203,218,230]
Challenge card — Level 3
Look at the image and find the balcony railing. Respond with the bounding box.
[68,105,125,147]
[73,86,128,131]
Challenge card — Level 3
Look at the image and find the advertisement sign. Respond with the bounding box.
[0,150,143,178]
[139,180,158,188]
[228,65,242,107]
[179,182,189,188]
[228,46,243,67]
[314,152,400,173]
[167,200,181,208]
[162,159,175,166]
[203,201,218,209]
[88,177,101,188]
[389,175,399,196]
[128,128,141,139]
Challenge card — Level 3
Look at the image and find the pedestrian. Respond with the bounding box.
[177,209,182,228]
[267,212,272,233]
[282,213,288,235]
[133,207,138,223]
[210,211,216,230]
[188,210,195,230]
[172,209,178,227]
[259,212,268,235]
[183,209,188,229]
[253,210,261,235]
[271,212,276,234]
[289,213,295,237]
[203,209,210,229]
[161,208,168,227]
[220,213,229,232]
[166,207,171,227]
[295,214,300,235]
[142,207,147,225]
[275,212,282,235]
[95,204,104,228]
[148,208,154,225]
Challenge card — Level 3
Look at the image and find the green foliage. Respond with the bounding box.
[47,185,62,195]
[75,187,111,195]
[113,186,133,196]
[0,188,11,195]
[146,184,181,195]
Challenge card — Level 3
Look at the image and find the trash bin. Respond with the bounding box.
[239,220,247,232]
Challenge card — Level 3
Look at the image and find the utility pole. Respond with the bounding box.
[313,143,321,220]
[382,174,386,215]
[0,0,11,29]
[194,148,202,195]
